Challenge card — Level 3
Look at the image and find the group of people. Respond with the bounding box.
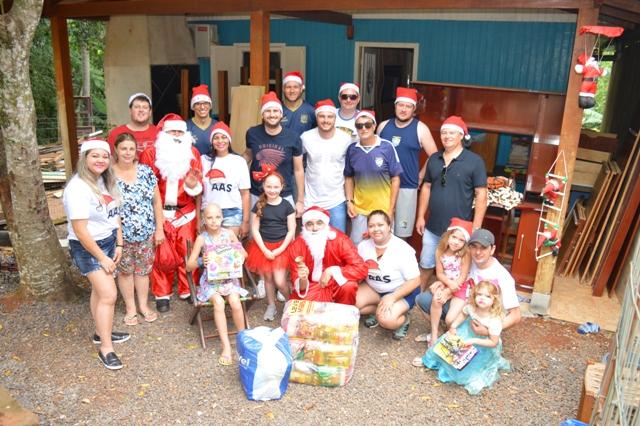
[63,72,521,394]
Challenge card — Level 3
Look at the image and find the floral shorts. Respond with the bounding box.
[118,237,154,276]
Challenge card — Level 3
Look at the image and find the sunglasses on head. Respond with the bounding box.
[340,94,358,101]
[355,122,375,130]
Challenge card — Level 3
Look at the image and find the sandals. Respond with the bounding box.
[392,316,411,341]
[414,333,431,343]
[364,314,379,329]
[123,314,138,326]
[218,355,233,366]
[412,356,424,368]
[140,310,158,323]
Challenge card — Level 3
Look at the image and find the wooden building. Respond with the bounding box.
[40,0,640,313]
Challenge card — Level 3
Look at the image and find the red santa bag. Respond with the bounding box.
[153,221,182,273]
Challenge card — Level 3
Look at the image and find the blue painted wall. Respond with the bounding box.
[198,18,575,103]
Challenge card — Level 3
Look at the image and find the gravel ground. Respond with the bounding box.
[0,271,611,426]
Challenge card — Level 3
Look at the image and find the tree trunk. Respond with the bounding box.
[80,41,90,97]
[0,0,74,298]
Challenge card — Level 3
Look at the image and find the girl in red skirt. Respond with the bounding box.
[246,171,296,321]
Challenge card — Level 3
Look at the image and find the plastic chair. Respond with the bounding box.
[185,240,256,349]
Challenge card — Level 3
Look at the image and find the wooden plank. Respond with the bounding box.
[249,10,270,90]
[217,70,229,123]
[531,4,600,302]
[180,69,189,119]
[276,10,352,26]
[577,147,611,163]
[557,200,586,273]
[228,85,264,154]
[603,0,640,15]
[584,132,640,294]
[50,16,78,176]
[43,0,585,18]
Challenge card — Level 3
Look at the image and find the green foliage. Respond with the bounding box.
[29,18,107,144]
[581,59,613,131]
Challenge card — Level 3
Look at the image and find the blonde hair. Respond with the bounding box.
[469,280,504,318]
[75,149,121,206]
[436,228,469,258]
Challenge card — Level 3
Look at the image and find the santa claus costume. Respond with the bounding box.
[139,113,203,312]
[574,53,606,109]
[288,206,368,305]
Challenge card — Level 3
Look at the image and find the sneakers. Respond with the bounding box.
[393,316,411,341]
[156,299,170,313]
[364,314,379,328]
[98,351,123,370]
[276,291,286,302]
[92,331,131,345]
[263,304,277,321]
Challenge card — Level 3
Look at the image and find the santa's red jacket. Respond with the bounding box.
[288,228,368,305]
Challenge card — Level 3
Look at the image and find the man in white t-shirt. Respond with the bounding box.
[300,99,352,233]
[414,228,521,341]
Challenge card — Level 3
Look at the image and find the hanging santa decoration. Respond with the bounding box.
[541,177,565,206]
[574,25,624,109]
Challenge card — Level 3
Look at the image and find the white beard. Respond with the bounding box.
[301,226,329,282]
[155,131,194,181]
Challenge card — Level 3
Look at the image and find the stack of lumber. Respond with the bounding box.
[558,131,640,296]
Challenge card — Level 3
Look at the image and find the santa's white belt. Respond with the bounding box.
[164,208,196,227]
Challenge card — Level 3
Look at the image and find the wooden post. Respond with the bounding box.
[250,10,270,91]
[529,4,599,315]
[50,16,78,177]
[180,68,189,119]
[217,70,229,123]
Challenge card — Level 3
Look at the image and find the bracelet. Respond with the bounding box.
[346,199,353,203]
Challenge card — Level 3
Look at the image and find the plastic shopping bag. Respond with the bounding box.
[237,327,292,401]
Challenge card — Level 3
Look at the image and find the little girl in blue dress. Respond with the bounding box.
[415,280,510,395]
[186,203,248,366]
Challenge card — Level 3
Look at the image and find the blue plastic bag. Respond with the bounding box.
[237,327,292,401]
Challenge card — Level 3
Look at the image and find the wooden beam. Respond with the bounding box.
[50,16,78,176]
[249,10,270,91]
[603,0,640,14]
[601,4,640,24]
[530,4,599,314]
[43,0,584,18]
[180,68,189,119]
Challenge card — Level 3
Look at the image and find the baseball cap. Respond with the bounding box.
[469,229,495,247]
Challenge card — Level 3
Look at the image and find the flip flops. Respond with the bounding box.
[414,333,431,343]
[123,314,138,326]
[577,322,600,334]
[411,356,424,367]
[218,355,233,366]
[140,310,158,323]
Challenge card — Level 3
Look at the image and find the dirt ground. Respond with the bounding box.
[0,271,610,425]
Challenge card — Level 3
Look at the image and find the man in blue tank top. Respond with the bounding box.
[281,71,316,136]
[186,84,217,156]
[378,87,437,240]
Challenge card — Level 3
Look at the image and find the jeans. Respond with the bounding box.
[327,201,347,233]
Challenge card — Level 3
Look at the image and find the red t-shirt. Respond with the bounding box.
[107,124,159,155]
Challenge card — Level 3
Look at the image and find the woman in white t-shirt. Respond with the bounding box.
[63,139,127,371]
[356,210,421,340]
[200,122,250,238]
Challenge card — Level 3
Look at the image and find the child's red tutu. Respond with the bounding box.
[245,239,290,274]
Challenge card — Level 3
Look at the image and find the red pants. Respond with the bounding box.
[290,279,358,305]
[151,219,198,298]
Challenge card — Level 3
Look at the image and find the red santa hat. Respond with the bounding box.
[157,113,187,133]
[283,71,305,89]
[190,84,212,109]
[209,121,232,143]
[441,115,470,141]
[339,82,360,95]
[447,217,473,242]
[127,92,152,108]
[314,99,337,116]
[80,138,110,154]
[302,206,330,226]
[355,110,376,124]
[395,87,418,106]
[260,91,283,115]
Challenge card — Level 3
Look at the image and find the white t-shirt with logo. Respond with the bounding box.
[468,257,519,311]
[358,235,420,293]
[201,153,250,210]
[301,128,353,210]
[63,175,120,241]
[335,108,359,143]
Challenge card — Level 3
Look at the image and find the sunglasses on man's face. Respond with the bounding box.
[355,121,375,130]
[340,94,358,101]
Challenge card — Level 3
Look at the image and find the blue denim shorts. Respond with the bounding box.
[222,207,243,227]
[69,230,116,276]
[379,286,421,309]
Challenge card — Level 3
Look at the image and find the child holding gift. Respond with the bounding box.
[186,203,248,366]
[414,280,510,395]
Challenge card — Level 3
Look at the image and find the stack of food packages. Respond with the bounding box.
[281,299,360,387]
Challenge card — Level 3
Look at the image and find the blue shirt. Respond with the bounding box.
[116,164,158,242]
[379,118,421,189]
[246,125,303,197]
[344,137,403,215]
[187,118,218,156]
[282,102,316,136]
